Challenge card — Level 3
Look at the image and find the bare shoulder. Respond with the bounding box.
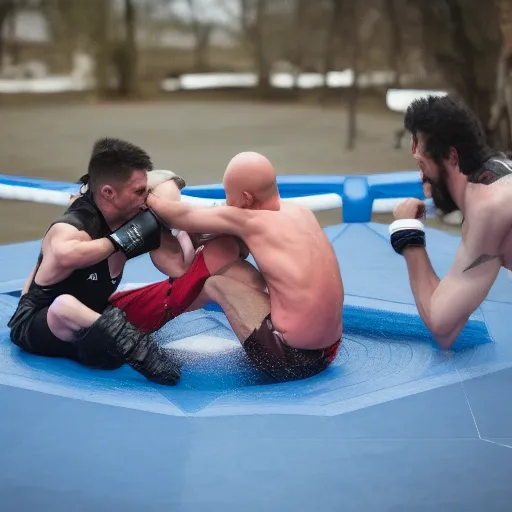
[238,211,268,238]
[494,175,512,219]
[469,180,512,220]
[248,203,317,239]
[464,187,512,250]
[281,201,312,217]
[282,202,322,227]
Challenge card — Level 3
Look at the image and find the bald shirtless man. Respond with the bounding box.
[389,94,512,348]
[108,170,264,332]
[147,152,344,382]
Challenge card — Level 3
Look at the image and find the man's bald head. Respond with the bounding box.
[223,152,279,209]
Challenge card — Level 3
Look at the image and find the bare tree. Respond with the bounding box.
[40,0,87,71]
[240,0,272,98]
[83,0,138,98]
[320,0,343,100]
[384,0,403,87]
[114,0,138,97]
[87,0,113,98]
[489,0,512,149]
[344,2,381,149]
[38,0,114,95]
[416,0,501,133]
[345,1,360,150]
[186,0,213,71]
[291,0,307,91]
[0,0,16,69]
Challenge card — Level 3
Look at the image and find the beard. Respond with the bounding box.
[423,163,459,215]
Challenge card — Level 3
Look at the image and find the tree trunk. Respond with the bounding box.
[0,1,15,71]
[346,1,359,150]
[90,0,112,98]
[40,1,78,71]
[292,0,306,92]
[418,0,501,140]
[187,0,211,71]
[117,0,138,97]
[384,0,402,88]
[489,0,512,149]
[321,0,343,101]
[499,0,512,45]
[254,0,271,98]
[443,0,482,117]
[239,0,271,99]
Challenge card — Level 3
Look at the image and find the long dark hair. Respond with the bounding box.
[404,94,493,175]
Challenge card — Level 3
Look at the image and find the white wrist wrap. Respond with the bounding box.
[389,219,425,235]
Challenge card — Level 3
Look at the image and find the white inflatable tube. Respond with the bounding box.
[0,183,411,214]
[0,184,72,206]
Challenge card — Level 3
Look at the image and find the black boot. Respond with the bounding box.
[76,306,181,385]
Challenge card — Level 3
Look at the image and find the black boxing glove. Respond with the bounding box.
[108,209,162,259]
[389,219,426,255]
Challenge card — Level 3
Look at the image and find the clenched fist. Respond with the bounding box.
[393,198,426,220]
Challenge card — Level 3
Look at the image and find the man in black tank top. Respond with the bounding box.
[7,137,181,385]
[387,94,512,349]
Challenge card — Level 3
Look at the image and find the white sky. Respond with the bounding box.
[151,0,241,26]
[3,1,243,43]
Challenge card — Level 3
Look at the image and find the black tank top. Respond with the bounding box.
[469,153,512,185]
[26,191,122,313]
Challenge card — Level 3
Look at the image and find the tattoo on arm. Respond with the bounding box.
[463,254,502,273]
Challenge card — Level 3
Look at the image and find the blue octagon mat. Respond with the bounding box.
[1,222,511,511]
[0,221,510,418]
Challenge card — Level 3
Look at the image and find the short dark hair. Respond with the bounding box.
[404,95,492,176]
[86,137,153,191]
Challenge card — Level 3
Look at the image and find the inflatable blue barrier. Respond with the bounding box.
[0,172,80,192]
[183,171,424,200]
[341,176,371,222]
[0,172,510,511]
[0,170,430,222]
[184,171,427,221]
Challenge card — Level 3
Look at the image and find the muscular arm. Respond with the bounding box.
[175,230,196,265]
[49,223,115,269]
[147,192,250,237]
[21,264,37,295]
[150,230,195,278]
[404,210,506,348]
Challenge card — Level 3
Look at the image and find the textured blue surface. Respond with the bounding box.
[0,222,507,420]
[1,174,512,510]
[1,222,512,510]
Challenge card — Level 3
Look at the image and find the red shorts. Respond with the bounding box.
[243,313,341,382]
[109,251,211,333]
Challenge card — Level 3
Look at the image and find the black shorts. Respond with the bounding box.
[8,296,123,370]
[242,314,341,383]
